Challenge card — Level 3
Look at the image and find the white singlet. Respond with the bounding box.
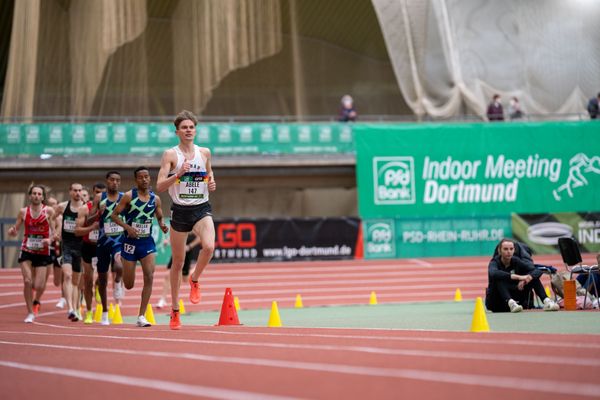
[168,145,209,206]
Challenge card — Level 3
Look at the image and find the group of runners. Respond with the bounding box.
[9,110,216,329]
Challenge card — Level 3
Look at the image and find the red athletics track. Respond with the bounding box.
[1,255,599,399]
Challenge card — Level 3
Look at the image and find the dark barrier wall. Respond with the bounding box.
[153,217,360,264]
[211,218,360,262]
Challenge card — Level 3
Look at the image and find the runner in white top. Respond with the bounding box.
[157,110,216,330]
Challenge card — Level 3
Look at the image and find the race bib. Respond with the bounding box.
[104,221,124,236]
[178,172,207,200]
[88,229,99,241]
[63,218,76,233]
[26,235,44,250]
[124,243,135,254]
[132,221,152,237]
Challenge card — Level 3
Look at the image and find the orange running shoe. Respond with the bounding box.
[189,276,201,304]
[32,303,40,316]
[169,309,181,330]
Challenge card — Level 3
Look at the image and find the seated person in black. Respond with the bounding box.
[486,238,559,313]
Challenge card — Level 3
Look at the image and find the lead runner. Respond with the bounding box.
[156,110,216,330]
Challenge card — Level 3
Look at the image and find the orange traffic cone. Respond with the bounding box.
[354,223,364,259]
[215,288,241,326]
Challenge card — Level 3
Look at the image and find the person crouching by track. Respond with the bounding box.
[110,167,168,327]
[8,185,58,323]
[486,238,559,313]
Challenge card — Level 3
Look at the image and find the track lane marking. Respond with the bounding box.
[0,331,598,366]
[0,341,599,397]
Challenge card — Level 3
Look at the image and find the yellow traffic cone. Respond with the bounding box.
[234,296,240,311]
[94,304,103,322]
[108,303,115,320]
[267,301,282,327]
[369,291,378,305]
[545,285,552,298]
[469,297,490,332]
[179,299,186,314]
[294,294,304,308]
[454,288,463,302]
[112,304,123,324]
[145,304,156,325]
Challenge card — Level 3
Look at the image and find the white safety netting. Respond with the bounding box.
[372,0,600,119]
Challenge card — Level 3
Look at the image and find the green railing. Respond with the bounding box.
[0,123,355,156]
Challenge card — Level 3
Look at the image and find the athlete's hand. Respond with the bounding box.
[177,159,191,178]
[126,226,139,239]
[7,226,17,236]
[160,223,169,234]
[90,221,99,230]
[207,175,216,191]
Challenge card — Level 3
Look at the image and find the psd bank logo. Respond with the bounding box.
[365,220,395,258]
[373,157,415,205]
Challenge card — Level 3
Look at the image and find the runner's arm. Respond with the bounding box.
[156,149,179,193]
[75,205,97,237]
[7,208,25,236]
[85,193,102,225]
[154,196,169,233]
[109,191,137,239]
[203,147,216,192]
[46,207,60,242]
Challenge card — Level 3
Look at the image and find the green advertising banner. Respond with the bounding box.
[0,123,354,156]
[363,216,512,258]
[356,122,600,217]
[356,121,599,259]
[512,212,600,255]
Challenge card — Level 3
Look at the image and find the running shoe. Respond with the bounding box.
[136,315,152,327]
[32,302,40,316]
[84,311,93,324]
[508,299,523,313]
[68,310,79,321]
[113,280,125,301]
[24,313,35,323]
[55,297,67,309]
[543,297,560,311]
[169,309,181,330]
[156,297,167,309]
[189,276,201,304]
[100,312,110,326]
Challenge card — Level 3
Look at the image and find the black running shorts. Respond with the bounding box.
[170,202,212,233]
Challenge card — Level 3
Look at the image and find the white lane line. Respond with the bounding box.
[0,359,297,400]
[18,323,600,350]
[0,330,597,368]
[0,341,598,397]
[191,328,600,350]
[197,269,485,283]
[409,259,433,267]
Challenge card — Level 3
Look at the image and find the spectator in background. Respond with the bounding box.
[508,96,523,120]
[485,238,559,313]
[587,93,600,119]
[338,95,357,122]
[486,94,504,121]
